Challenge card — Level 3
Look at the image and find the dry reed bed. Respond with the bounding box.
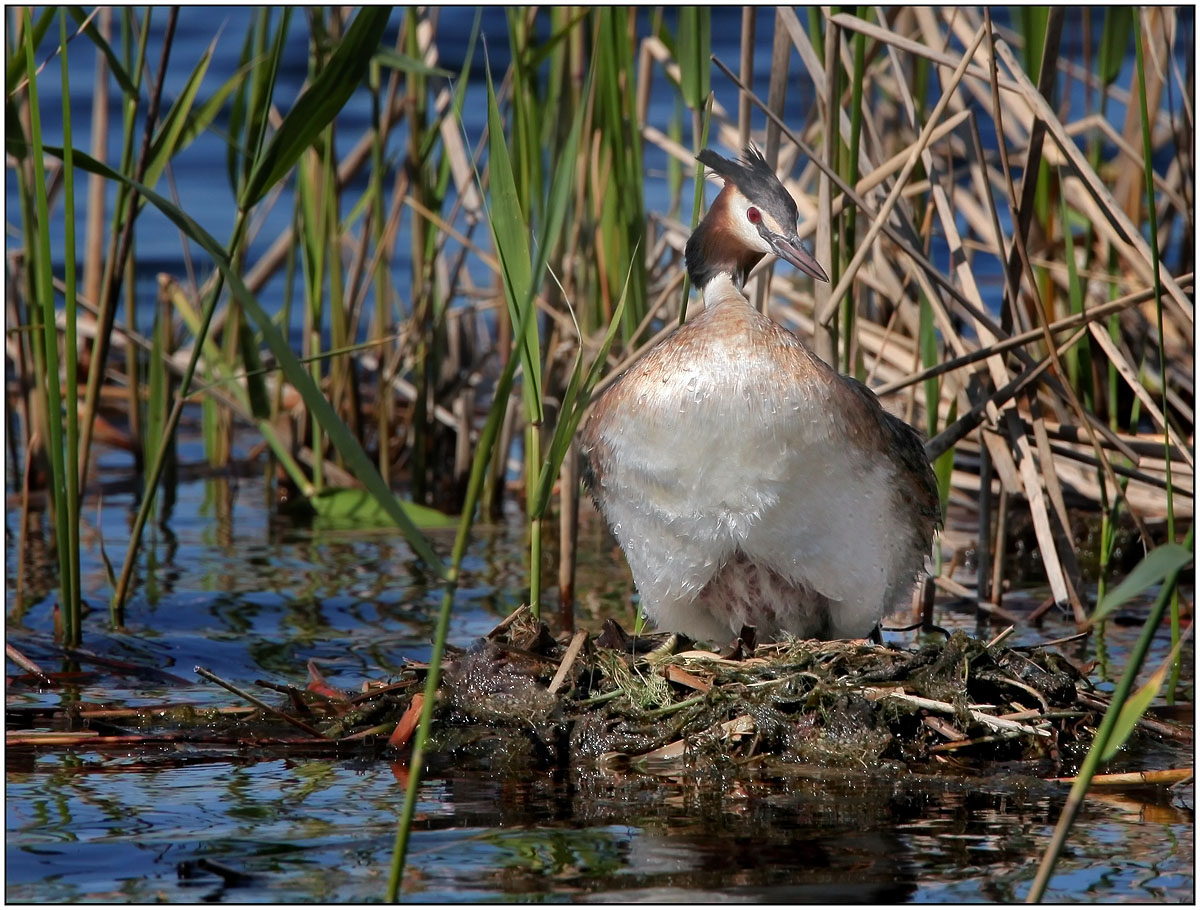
[6,10,1192,645]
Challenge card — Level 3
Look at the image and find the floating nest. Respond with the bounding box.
[427,606,1096,775]
[16,604,1171,778]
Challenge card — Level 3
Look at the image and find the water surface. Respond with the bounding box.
[6,468,1194,902]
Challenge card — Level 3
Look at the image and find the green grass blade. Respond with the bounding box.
[1057,184,1091,404]
[932,399,956,521]
[240,8,293,193]
[145,302,167,495]
[226,14,256,190]
[241,6,391,207]
[1099,637,1185,762]
[529,58,590,312]
[1133,10,1180,700]
[1017,6,1049,76]
[309,488,454,528]
[679,92,713,325]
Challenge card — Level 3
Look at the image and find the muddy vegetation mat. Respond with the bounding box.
[6,606,1191,776]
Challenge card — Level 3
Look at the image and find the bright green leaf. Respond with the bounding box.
[311,488,455,529]
[1093,543,1193,623]
[1100,663,1166,762]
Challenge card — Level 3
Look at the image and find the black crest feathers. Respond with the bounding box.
[696,145,799,226]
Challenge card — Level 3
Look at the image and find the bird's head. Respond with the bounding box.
[685,146,829,292]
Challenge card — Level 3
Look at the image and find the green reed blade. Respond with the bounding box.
[518,7,590,70]
[63,6,136,95]
[245,8,292,181]
[679,92,713,326]
[668,96,684,216]
[504,9,539,228]
[145,300,167,498]
[169,64,251,182]
[387,208,545,902]
[142,33,218,189]
[238,317,271,419]
[1097,7,1133,88]
[75,4,152,490]
[1091,542,1192,625]
[58,10,82,645]
[677,7,711,112]
[241,5,391,207]
[531,61,591,317]
[485,56,542,422]
[22,9,76,642]
[1100,631,1189,762]
[226,14,256,190]
[295,125,328,489]
[1017,7,1050,77]
[1057,186,1087,401]
[531,245,635,519]
[932,399,956,523]
[322,127,352,448]
[309,488,454,529]
[1133,12,1180,698]
[593,7,647,341]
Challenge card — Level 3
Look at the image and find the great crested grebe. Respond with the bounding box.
[579,146,939,644]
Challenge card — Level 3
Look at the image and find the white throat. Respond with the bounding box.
[701,272,746,310]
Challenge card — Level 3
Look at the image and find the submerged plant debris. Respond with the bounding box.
[10,605,1191,778]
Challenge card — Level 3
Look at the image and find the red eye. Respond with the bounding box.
[747,207,761,223]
